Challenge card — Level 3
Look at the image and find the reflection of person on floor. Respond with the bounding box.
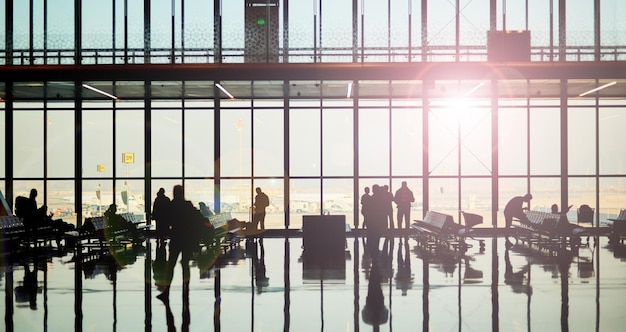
[152,187,171,240]
[163,275,190,331]
[153,240,168,291]
[157,185,204,302]
[362,246,389,329]
[395,237,413,296]
[504,246,532,295]
[252,187,269,230]
[253,239,269,293]
[504,193,533,245]
[15,262,41,310]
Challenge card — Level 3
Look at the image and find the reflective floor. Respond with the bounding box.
[2,234,626,332]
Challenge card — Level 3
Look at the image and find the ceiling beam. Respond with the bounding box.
[2,61,626,82]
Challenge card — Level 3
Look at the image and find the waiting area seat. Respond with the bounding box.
[511,210,589,250]
[411,211,482,251]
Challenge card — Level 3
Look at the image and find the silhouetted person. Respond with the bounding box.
[157,185,204,302]
[383,185,394,229]
[198,201,214,217]
[551,203,572,215]
[104,203,140,243]
[15,188,49,229]
[394,181,415,229]
[504,193,532,245]
[360,186,372,229]
[252,187,269,230]
[152,187,172,240]
[367,185,388,252]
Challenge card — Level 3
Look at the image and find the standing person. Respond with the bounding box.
[503,193,533,245]
[360,186,372,229]
[394,181,415,229]
[157,185,204,302]
[383,185,394,229]
[252,187,270,230]
[151,188,171,241]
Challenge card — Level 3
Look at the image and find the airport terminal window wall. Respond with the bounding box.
[3,0,626,65]
[2,79,626,229]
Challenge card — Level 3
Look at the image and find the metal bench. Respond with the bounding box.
[411,211,479,251]
[608,209,626,244]
[512,210,586,249]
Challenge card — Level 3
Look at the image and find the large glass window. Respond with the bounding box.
[220,107,252,178]
[599,104,626,175]
[184,107,215,177]
[289,107,320,177]
[47,109,75,178]
[498,104,528,176]
[359,106,390,176]
[568,106,596,175]
[253,107,284,177]
[13,108,44,178]
[152,107,183,177]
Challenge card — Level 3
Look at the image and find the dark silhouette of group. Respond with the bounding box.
[361,182,415,231]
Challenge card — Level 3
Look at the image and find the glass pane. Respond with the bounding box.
[601,0,626,54]
[289,178,321,229]
[428,177,459,218]
[599,177,624,226]
[152,108,182,177]
[461,178,492,227]
[220,179,252,222]
[391,107,422,176]
[47,180,76,226]
[359,108,390,176]
[185,109,214,177]
[461,105,491,176]
[184,179,215,212]
[83,0,113,51]
[429,106,458,176]
[498,107,528,176]
[47,110,75,178]
[290,108,320,176]
[530,107,560,175]
[530,177,560,212]
[48,0,75,63]
[322,177,353,216]
[568,107,596,175]
[599,107,626,175]
[220,109,252,178]
[254,108,284,177]
[185,0,214,49]
[116,109,145,178]
[322,108,353,176]
[568,177,596,226]
[115,179,145,217]
[14,110,44,178]
[83,111,113,178]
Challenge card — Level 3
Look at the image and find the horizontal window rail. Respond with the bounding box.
[2,45,626,65]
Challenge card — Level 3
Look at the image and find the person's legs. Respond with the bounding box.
[260,212,266,230]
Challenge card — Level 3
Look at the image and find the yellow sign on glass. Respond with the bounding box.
[122,153,135,164]
[97,164,106,172]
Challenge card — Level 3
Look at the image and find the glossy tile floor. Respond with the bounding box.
[2,234,626,332]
